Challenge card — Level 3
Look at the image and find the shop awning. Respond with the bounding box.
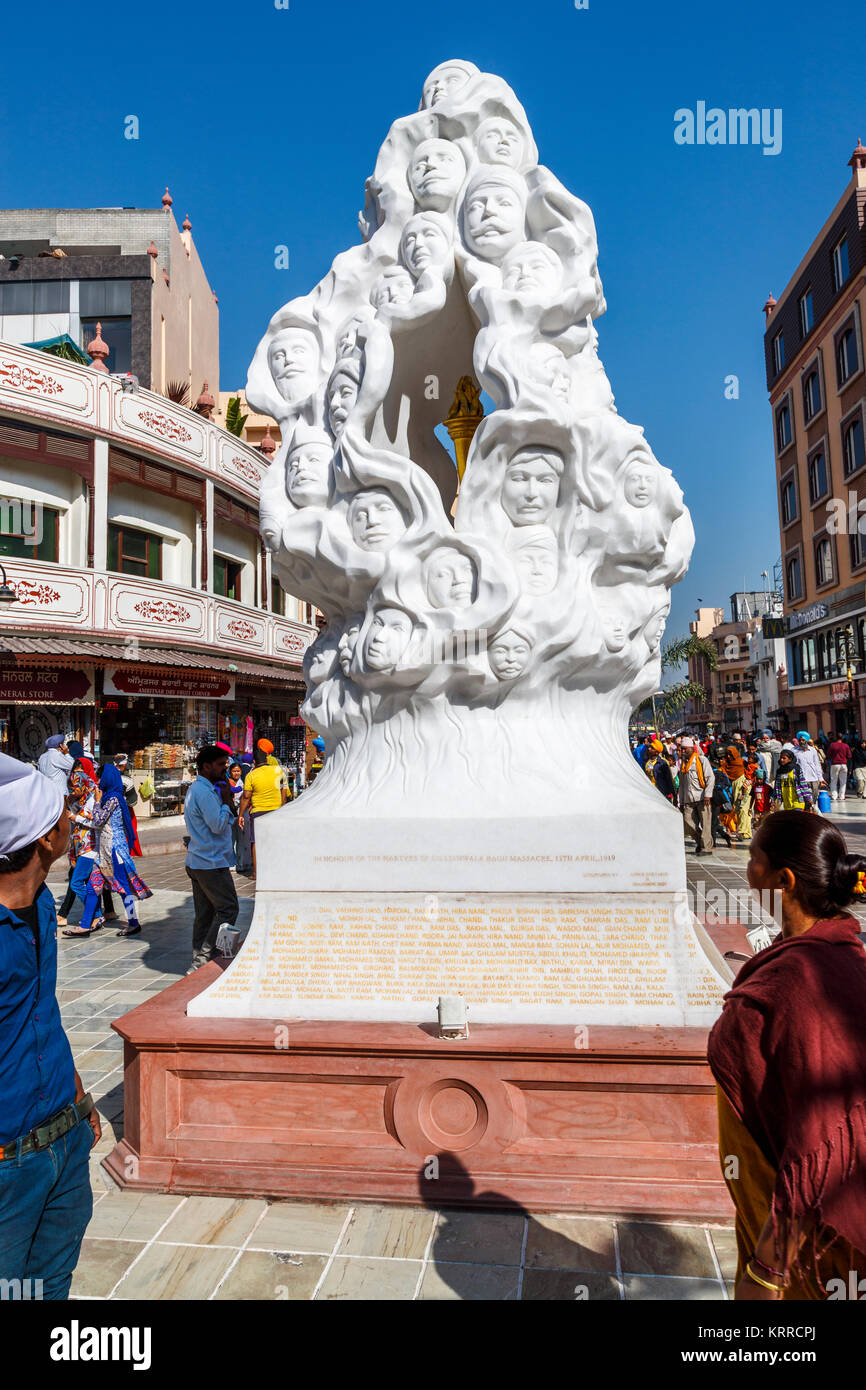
[0,635,303,687]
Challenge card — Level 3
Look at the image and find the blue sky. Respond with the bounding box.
[1,0,864,640]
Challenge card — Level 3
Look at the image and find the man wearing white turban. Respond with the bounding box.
[0,752,101,1299]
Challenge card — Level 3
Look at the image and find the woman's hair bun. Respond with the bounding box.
[831,851,866,905]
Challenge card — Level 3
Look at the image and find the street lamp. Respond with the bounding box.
[650,688,665,733]
[0,564,17,604]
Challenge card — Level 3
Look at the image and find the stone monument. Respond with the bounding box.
[188,59,727,1028]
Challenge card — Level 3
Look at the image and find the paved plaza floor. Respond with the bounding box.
[52,800,866,1301]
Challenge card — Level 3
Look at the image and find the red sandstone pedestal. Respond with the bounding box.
[104,963,733,1219]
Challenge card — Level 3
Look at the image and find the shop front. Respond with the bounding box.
[786,604,866,739]
[0,662,97,763]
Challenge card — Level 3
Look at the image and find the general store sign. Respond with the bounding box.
[104,666,235,700]
[0,666,95,704]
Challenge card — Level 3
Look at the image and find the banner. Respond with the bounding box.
[104,667,235,700]
[0,666,95,704]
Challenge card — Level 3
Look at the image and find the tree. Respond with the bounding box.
[225,396,248,437]
[163,378,191,408]
[635,633,718,725]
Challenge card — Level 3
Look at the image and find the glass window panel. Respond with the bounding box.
[79,280,131,316]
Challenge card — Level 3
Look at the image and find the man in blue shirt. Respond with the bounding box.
[0,752,101,1300]
[183,745,240,974]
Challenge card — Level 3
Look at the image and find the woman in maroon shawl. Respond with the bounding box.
[708,811,866,1299]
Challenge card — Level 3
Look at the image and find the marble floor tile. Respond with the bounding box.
[618,1222,718,1278]
[710,1227,740,1282]
[429,1209,526,1266]
[71,1238,145,1297]
[85,1193,181,1242]
[338,1204,435,1261]
[250,1201,351,1254]
[214,1250,328,1300]
[623,1275,725,1300]
[419,1261,520,1300]
[524,1216,617,1272]
[316,1256,422,1300]
[158,1195,267,1247]
[521,1268,621,1301]
[113,1242,235,1300]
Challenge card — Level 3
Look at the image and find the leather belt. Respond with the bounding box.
[0,1094,93,1161]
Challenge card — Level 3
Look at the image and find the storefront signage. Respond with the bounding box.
[104,666,235,700]
[831,681,850,704]
[787,603,829,634]
[761,616,785,639]
[0,666,95,704]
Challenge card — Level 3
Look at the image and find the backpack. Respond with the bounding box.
[712,769,733,809]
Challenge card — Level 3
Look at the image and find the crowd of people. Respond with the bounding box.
[633,727,866,857]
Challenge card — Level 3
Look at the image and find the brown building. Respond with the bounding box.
[765,140,866,737]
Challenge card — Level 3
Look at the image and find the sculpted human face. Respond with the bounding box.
[476,117,524,169]
[409,140,466,211]
[645,609,669,652]
[465,180,526,261]
[502,243,562,298]
[348,489,406,551]
[512,532,559,595]
[422,63,473,108]
[363,608,414,672]
[268,328,319,404]
[528,344,572,402]
[338,615,363,676]
[501,450,562,526]
[327,371,358,435]
[489,629,532,681]
[305,631,339,683]
[624,462,658,508]
[287,443,331,507]
[425,549,476,609]
[401,216,451,278]
[371,267,415,309]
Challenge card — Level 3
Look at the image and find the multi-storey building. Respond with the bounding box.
[0,195,218,397]
[765,140,866,737]
[686,594,780,734]
[0,339,316,805]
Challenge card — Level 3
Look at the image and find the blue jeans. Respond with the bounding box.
[0,1115,93,1299]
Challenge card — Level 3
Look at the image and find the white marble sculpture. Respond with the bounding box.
[247,59,694,818]
[190,63,727,1026]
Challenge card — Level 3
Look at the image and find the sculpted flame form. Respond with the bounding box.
[248,61,694,817]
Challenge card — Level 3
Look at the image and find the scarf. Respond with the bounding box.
[683,750,705,787]
[708,916,866,1271]
[99,762,135,852]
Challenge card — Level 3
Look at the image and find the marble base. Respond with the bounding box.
[106,965,733,1219]
[187,891,729,1026]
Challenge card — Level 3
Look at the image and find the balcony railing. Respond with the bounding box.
[1,559,313,666]
[0,340,268,505]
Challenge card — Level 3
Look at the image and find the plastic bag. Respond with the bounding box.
[139,774,155,800]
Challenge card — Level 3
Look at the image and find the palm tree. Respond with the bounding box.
[225,396,248,437]
[635,633,718,726]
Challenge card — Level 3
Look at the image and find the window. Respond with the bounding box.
[815,536,833,586]
[213,554,242,601]
[776,402,792,451]
[772,332,785,374]
[808,450,828,503]
[780,475,797,526]
[786,554,802,599]
[270,578,285,616]
[844,416,866,476]
[78,280,131,316]
[833,237,850,293]
[803,369,822,421]
[850,530,865,569]
[80,317,131,375]
[799,289,814,338]
[836,325,859,386]
[108,523,162,578]
[0,503,59,562]
[0,280,69,315]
